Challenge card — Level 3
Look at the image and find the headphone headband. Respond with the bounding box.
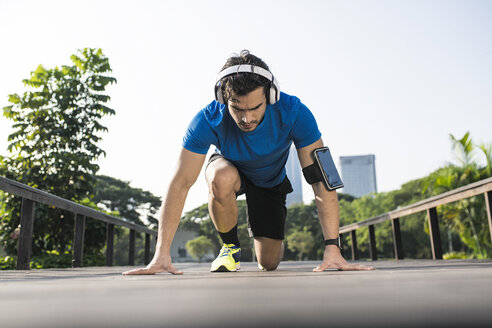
[216,65,274,82]
[214,64,280,105]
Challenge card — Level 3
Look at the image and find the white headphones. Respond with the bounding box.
[214,64,280,105]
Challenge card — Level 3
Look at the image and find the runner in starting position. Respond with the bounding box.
[123,50,373,274]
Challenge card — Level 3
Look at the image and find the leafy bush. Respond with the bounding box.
[0,256,16,270]
[443,252,472,260]
[0,250,106,270]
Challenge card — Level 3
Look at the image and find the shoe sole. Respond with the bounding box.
[211,263,241,273]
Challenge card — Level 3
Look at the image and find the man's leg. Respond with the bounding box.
[206,156,242,272]
[245,177,292,271]
[254,237,284,271]
[205,157,242,232]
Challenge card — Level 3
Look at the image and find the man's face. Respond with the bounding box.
[227,87,267,132]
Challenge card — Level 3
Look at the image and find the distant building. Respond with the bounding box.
[170,229,197,262]
[339,154,377,198]
[285,144,303,207]
[170,229,214,262]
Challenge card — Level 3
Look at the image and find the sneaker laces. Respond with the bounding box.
[219,244,234,258]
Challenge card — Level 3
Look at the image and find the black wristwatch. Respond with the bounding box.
[324,237,341,248]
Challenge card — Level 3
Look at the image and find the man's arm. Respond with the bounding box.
[297,139,373,271]
[123,147,206,275]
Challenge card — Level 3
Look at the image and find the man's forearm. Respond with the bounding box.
[312,182,340,240]
[311,181,374,271]
[154,180,191,257]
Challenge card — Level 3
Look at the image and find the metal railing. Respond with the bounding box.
[0,176,157,270]
[339,177,492,260]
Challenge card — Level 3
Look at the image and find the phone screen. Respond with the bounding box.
[315,148,344,190]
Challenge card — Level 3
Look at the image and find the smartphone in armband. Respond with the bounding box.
[313,147,344,191]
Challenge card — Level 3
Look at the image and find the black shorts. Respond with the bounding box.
[207,153,293,240]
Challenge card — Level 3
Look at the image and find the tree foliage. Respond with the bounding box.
[186,236,214,262]
[0,48,116,256]
[93,175,161,227]
[286,226,315,260]
[338,131,492,260]
[420,132,492,258]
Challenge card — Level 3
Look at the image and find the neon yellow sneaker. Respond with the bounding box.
[210,244,241,272]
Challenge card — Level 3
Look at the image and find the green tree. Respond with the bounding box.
[0,48,116,257]
[286,226,315,261]
[93,175,161,227]
[338,182,431,259]
[285,201,321,260]
[90,176,162,266]
[179,203,220,252]
[449,132,476,168]
[421,132,492,258]
[186,236,214,262]
[110,226,147,266]
[478,143,492,177]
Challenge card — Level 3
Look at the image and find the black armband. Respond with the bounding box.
[302,163,324,185]
[302,147,344,191]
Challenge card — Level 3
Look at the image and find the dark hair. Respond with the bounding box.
[219,50,272,103]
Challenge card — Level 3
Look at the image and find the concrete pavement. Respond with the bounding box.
[1,259,492,328]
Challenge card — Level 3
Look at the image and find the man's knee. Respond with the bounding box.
[258,258,280,271]
[255,237,283,271]
[206,165,240,200]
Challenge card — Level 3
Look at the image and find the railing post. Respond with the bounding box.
[129,229,136,265]
[485,191,492,244]
[427,207,442,259]
[72,214,86,268]
[106,224,114,266]
[144,233,151,265]
[339,233,346,258]
[368,225,377,261]
[152,231,158,257]
[16,198,35,270]
[391,218,404,260]
[350,230,359,260]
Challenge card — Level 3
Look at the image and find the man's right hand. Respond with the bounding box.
[121,148,206,277]
[122,257,183,275]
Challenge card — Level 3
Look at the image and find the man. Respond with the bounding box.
[123,50,373,275]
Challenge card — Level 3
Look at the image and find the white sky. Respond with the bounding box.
[0,0,491,213]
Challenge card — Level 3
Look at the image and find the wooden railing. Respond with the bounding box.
[339,177,492,260]
[0,176,157,270]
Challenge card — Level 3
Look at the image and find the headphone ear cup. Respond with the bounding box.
[269,85,278,104]
[215,82,225,104]
[217,90,225,104]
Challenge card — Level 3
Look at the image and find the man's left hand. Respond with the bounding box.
[313,245,374,272]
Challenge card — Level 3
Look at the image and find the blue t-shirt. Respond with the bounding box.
[182,92,321,188]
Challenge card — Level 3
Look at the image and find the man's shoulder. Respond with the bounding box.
[271,92,306,128]
[275,92,301,112]
[198,100,227,127]
[183,100,224,154]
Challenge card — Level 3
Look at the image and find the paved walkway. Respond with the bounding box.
[1,259,492,328]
